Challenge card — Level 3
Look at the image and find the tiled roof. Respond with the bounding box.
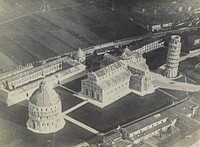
[95,61,125,78]
[6,56,80,83]
[103,53,119,62]
[132,121,171,140]
[123,111,172,134]
[127,37,162,51]
[112,140,132,147]
[98,68,131,89]
[170,101,199,116]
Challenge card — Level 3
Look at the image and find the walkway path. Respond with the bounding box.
[152,79,200,92]
[151,72,200,92]
[158,89,179,100]
[63,100,88,115]
[59,85,76,93]
[179,49,200,62]
[63,115,99,134]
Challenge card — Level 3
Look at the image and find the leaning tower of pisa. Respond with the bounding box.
[165,35,181,78]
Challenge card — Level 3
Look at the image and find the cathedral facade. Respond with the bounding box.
[81,61,131,103]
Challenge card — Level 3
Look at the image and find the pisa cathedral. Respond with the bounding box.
[81,47,153,104]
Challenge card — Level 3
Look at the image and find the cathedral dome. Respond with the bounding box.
[29,81,60,107]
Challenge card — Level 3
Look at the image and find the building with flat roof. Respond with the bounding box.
[121,111,175,144]
[117,100,199,146]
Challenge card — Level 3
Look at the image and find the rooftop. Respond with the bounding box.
[103,53,120,63]
[132,121,171,140]
[94,68,131,89]
[122,110,171,134]
[94,60,125,78]
[170,100,199,116]
[127,37,163,51]
[104,130,122,142]
[5,56,80,83]
[112,140,132,147]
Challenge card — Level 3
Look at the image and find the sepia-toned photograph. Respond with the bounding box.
[0,0,200,146]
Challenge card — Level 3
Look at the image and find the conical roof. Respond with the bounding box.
[75,48,85,58]
[29,81,60,107]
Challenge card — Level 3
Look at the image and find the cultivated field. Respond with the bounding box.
[0,0,147,67]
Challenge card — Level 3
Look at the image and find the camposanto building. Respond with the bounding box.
[0,55,86,106]
[26,81,65,134]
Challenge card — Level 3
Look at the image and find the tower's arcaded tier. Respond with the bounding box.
[165,35,181,78]
[26,81,65,134]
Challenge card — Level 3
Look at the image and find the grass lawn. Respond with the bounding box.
[68,90,173,132]
[0,93,93,147]
[179,56,200,84]
[54,87,83,111]
[62,76,87,92]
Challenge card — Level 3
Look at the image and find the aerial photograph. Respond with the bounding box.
[0,0,200,147]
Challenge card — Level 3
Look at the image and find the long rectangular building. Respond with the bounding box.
[0,55,86,106]
[0,56,80,90]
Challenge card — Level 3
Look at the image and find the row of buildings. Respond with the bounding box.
[96,100,199,147]
[127,37,165,54]
[132,4,199,32]
[94,37,165,56]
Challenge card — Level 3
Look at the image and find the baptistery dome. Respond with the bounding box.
[26,81,65,134]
